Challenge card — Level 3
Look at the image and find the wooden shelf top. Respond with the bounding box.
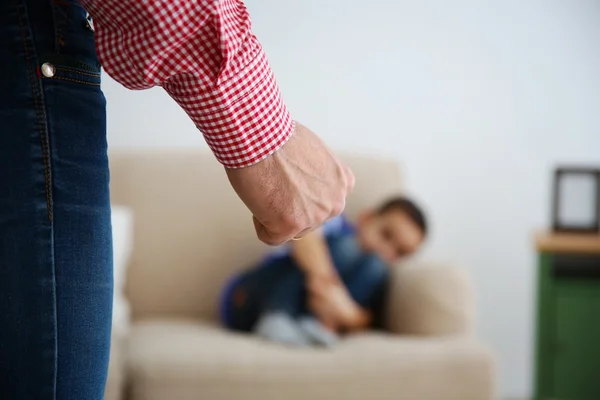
[535,231,600,254]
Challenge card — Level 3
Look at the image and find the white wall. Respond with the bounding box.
[103,0,600,398]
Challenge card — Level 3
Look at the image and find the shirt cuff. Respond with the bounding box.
[163,50,294,169]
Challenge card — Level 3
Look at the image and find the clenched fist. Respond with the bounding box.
[226,122,355,245]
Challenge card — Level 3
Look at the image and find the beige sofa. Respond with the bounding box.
[105,150,495,400]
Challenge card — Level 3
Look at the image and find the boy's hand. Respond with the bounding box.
[307,277,364,329]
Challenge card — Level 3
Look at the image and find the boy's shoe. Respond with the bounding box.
[253,312,311,347]
[298,317,339,347]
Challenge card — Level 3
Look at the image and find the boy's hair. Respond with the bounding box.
[377,196,428,236]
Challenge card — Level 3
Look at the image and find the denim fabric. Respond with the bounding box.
[224,233,389,332]
[0,1,112,399]
[221,256,299,332]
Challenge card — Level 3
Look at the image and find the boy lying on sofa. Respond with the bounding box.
[219,196,427,347]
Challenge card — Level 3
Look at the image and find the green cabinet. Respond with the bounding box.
[534,235,600,400]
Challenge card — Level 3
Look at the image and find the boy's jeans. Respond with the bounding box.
[224,235,389,331]
[0,1,113,399]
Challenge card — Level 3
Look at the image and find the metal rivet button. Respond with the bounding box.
[85,12,95,32]
[41,62,55,78]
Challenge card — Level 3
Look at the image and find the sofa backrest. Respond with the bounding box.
[109,150,403,320]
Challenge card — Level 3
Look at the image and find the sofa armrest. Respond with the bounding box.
[385,261,475,336]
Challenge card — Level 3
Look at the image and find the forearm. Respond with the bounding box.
[290,230,339,281]
[290,221,371,330]
[81,0,293,168]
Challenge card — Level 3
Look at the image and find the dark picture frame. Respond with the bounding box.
[552,167,600,233]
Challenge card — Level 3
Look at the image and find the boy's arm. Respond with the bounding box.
[289,230,341,329]
[290,229,339,282]
[290,225,373,331]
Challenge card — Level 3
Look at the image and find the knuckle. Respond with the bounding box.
[280,215,302,236]
[293,227,312,239]
[256,229,283,246]
[257,235,275,246]
[265,237,286,246]
[280,212,298,228]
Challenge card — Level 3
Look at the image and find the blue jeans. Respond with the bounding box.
[223,235,389,331]
[263,253,388,316]
[0,1,112,399]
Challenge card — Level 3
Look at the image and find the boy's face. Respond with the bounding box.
[357,209,424,264]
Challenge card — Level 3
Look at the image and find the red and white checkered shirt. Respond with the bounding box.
[80,0,294,168]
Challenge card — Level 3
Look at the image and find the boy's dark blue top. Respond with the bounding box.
[219,215,390,330]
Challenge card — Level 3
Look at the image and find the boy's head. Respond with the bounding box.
[356,196,427,263]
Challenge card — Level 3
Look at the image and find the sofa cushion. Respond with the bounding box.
[127,319,494,400]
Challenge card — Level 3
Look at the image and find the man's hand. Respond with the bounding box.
[226,122,355,245]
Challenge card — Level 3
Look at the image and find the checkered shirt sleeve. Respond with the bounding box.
[80,0,294,168]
